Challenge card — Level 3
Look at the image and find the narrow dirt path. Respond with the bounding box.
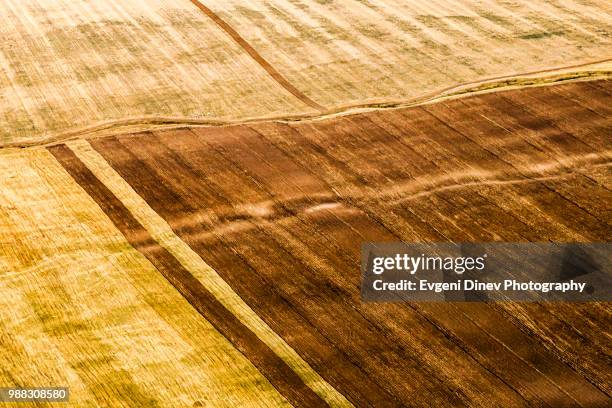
[188,0,326,112]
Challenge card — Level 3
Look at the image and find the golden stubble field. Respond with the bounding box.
[0,147,298,407]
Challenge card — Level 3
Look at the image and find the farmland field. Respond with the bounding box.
[3,80,608,406]
[1,0,611,146]
[207,0,612,107]
[0,148,298,407]
[0,0,611,407]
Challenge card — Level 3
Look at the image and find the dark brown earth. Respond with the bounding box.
[52,80,611,407]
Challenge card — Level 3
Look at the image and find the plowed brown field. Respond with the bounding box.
[43,80,611,406]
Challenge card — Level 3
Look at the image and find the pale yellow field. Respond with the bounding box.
[1,0,610,146]
[212,0,612,107]
[0,148,292,407]
[0,0,315,146]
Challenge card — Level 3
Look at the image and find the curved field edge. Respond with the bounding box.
[3,60,610,149]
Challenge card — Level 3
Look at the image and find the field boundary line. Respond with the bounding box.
[48,142,333,408]
[3,67,609,149]
[63,139,353,408]
[333,65,611,113]
[187,0,325,112]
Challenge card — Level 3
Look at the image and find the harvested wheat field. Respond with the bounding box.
[1,0,611,407]
[1,0,611,146]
